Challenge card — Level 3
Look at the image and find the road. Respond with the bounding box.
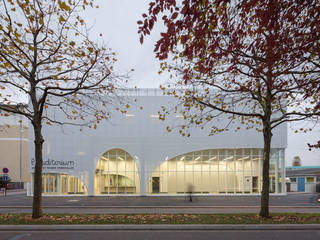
[0,191,319,214]
[0,192,319,239]
[1,230,320,240]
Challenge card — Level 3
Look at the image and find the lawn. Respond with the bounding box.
[1,213,320,224]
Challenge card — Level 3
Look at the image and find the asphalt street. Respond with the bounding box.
[0,191,319,214]
[0,192,320,239]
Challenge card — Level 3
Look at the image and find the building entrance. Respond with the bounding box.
[152,177,160,193]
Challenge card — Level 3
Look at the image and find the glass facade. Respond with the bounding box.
[40,173,87,195]
[147,148,284,194]
[94,148,140,194]
[37,148,284,196]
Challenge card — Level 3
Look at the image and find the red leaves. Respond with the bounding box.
[138,0,320,93]
[181,35,188,44]
[172,12,178,19]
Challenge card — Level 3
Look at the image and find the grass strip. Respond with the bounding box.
[0,213,320,225]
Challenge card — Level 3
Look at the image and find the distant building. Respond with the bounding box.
[292,156,302,166]
[28,89,288,196]
[286,166,320,193]
[0,110,29,189]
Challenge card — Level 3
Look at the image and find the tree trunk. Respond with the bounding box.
[32,122,44,219]
[259,112,272,218]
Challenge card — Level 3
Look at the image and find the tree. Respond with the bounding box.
[139,0,320,217]
[0,0,128,218]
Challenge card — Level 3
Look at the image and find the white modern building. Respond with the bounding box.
[28,89,287,196]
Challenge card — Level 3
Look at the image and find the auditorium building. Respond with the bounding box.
[28,89,287,196]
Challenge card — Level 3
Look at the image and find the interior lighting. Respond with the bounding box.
[175,115,183,118]
[118,156,124,161]
[180,156,185,161]
[237,156,249,161]
[125,114,135,117]
[150,114,159,118]
[221,156,233,161]
[209,156,217,161]
[194,156,200,161]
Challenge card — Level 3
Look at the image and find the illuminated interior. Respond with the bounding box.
[41,173,87,195]
[146,148,284,194]
[94,148,140,194]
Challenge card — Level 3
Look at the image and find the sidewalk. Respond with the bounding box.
[1,189,26,196]
[0,224,320,231]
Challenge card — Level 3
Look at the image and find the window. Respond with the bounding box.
[306,177,314,183]
[94,148,139,194]
[290,178,296,183]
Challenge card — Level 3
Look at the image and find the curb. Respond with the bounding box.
[0,224,319,231]
[0,205,319,208]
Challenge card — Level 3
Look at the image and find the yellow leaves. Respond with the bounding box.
[59,16,66,23]
[58,1,71,11]
[94,124,97,129]
[57,66,62,72]
[69,41,76,47]
[28,16,34,23]
[72,99,81,105]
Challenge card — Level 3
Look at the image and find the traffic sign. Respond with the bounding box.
[2,168,8,174]
[2,175,8,181]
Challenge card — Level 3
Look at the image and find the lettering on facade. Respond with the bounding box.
[31,158,75,170]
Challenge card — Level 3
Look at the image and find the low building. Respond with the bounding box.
[286,166,320,193]
[0,111,29,189]
[28,89,287,196]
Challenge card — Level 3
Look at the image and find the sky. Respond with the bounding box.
[81,0,320,167]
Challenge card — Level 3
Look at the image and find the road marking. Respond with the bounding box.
[8,233,31,240]
[67,200,80,202]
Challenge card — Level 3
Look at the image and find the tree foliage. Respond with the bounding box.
[0,0,128,218]
[139,0,320,217]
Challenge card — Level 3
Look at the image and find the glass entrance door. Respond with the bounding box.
[152,177,160,193]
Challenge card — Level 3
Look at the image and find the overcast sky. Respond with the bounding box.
[84,0,320,166]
